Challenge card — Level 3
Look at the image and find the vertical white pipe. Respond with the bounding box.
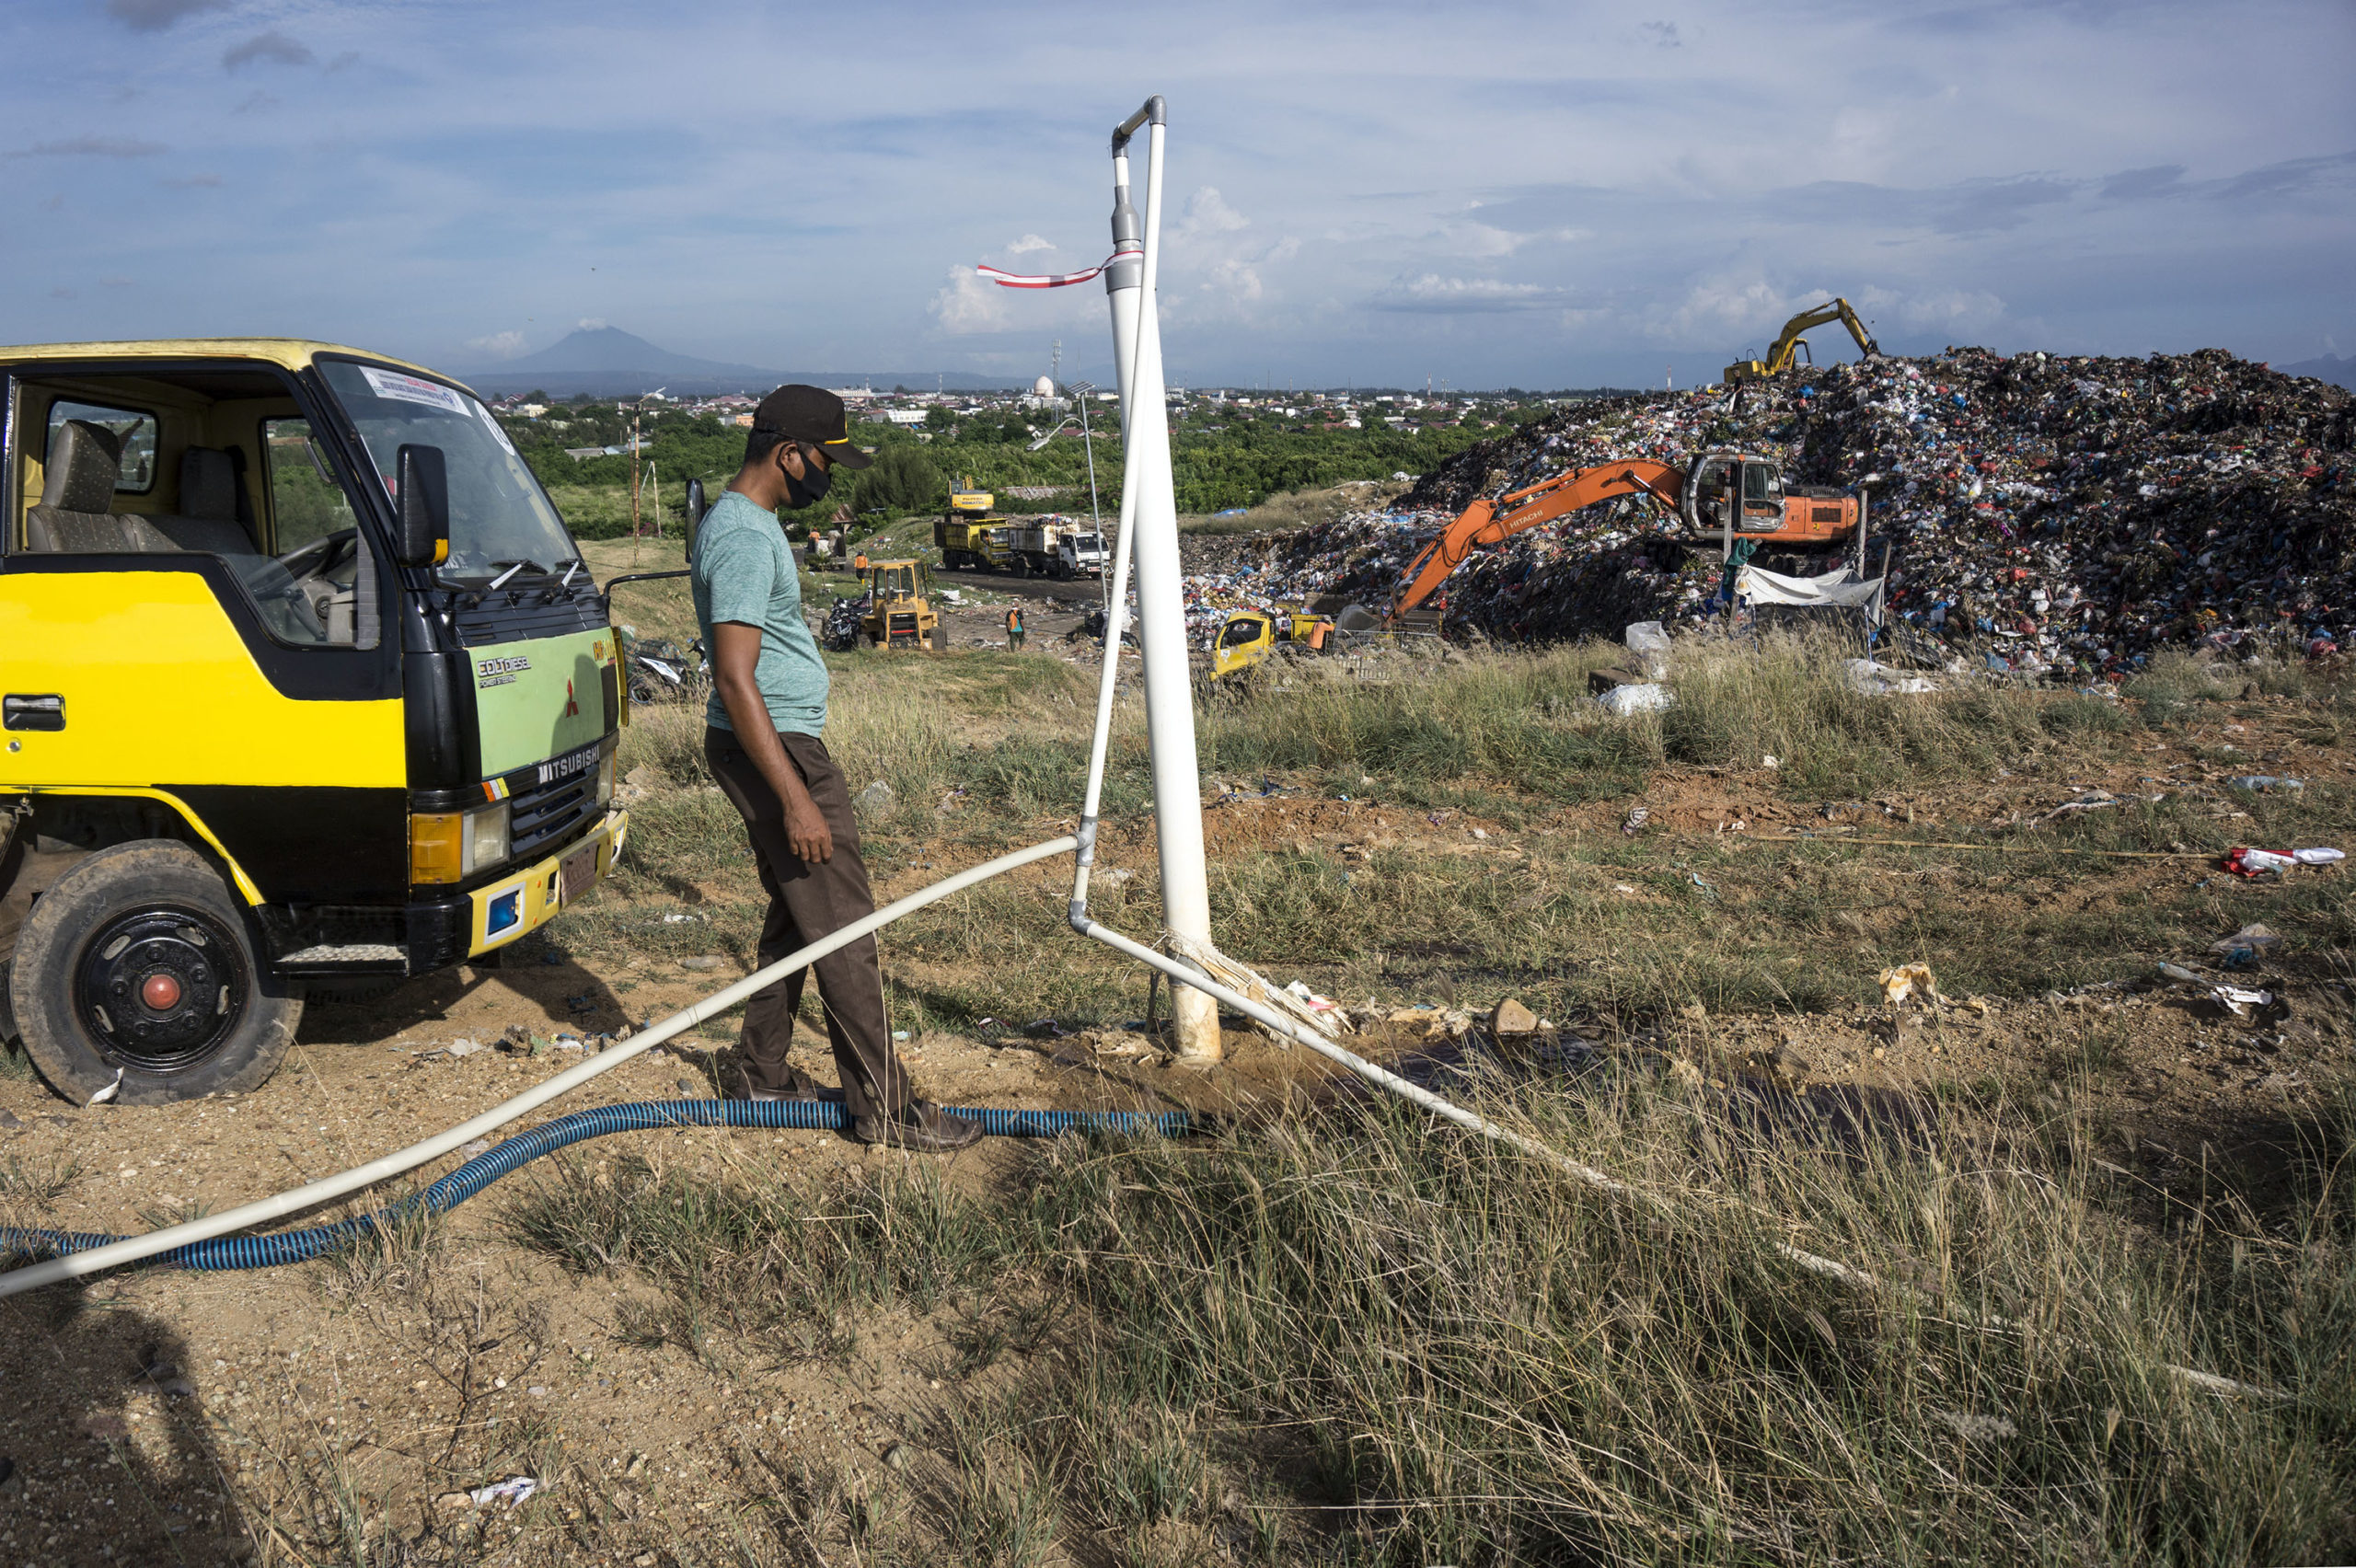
[1105,150,1143,434]
[1121,114,1220,1061]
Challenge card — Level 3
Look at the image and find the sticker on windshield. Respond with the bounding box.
[477,398,519,455]
[359,365,471,417]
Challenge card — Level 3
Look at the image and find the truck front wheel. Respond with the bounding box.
[8,841,301,1105]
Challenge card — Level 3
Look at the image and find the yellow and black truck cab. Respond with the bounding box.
[0,340,628,1103]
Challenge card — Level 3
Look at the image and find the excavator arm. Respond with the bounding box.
[1390,460,1683,619]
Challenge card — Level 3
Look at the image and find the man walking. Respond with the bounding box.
[1005,604,1025,651]
[693,385,980,1152]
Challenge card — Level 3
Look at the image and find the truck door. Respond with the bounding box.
[1,362,407,906]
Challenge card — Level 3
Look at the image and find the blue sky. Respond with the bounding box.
[3,0,2350,388]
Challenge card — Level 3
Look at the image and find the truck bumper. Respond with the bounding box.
[399,807,629,973]
[463,807,629,957]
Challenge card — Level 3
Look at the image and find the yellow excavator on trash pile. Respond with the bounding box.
[1724,298,1880,385]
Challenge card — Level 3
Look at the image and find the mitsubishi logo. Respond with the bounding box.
[565,678,580,717]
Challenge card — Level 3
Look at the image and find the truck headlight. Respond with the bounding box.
[410,801,513,884]
[595,753,616,809]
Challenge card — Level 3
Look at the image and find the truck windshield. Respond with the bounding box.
[317,360,581,585]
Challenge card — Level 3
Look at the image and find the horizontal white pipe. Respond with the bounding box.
[0,835,1080,1300]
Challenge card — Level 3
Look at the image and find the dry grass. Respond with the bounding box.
[506,1073,2356,1565]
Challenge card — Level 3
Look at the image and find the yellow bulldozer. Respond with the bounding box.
[856,559,941,650]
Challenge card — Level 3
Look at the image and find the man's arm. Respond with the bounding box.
[710,621,833,864]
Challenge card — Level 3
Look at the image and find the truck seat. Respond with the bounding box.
[149,447,259,555]
[22,421,174,553]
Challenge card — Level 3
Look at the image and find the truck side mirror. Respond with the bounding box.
[686,478,707,555]
[395,444,449,566]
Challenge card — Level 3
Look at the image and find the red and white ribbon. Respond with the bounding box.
[976,246,1138,289]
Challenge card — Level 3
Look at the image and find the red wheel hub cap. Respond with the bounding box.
[140,973,184,1010]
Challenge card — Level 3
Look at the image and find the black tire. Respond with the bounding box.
[9,841,301,1105]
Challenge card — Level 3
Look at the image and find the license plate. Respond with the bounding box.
[558,842,599,904]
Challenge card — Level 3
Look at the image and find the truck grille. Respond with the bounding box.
[505,742,605,861]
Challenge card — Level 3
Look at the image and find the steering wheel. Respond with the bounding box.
[274,528,357,581]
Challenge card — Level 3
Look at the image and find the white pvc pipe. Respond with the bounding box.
[0,836,1079,1300]
[1118,114,1220,1061]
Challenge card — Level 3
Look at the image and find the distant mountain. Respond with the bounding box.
[461,327,1017,398]
[2278,352,2356,390]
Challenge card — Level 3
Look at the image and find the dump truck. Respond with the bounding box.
[936,516,1011,571]
[0,338,631,1105]
[856,559,941,649]
[937,477,1012,570]
[1002,518,1109,579]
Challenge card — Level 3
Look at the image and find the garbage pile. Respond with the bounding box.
[1189,347,2353,674]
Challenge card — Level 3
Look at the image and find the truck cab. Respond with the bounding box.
[0,340,628,1104]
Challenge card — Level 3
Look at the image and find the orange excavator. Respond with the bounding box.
[1389,450,1863,620]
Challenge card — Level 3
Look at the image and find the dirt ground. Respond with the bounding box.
[2,672,2351,1564]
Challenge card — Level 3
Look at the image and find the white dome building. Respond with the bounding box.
[1033,375,1056,398]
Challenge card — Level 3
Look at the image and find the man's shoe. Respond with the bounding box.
[852,1103,983,1153]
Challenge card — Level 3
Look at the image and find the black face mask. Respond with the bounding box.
[781,450,832,511]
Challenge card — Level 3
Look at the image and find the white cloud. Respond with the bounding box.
[1005,234,1055,255]
[1376,274,1559,313]
[1858,286,2007,333]
[929,266,1011,335]
[1175,187,1250,239]
[575,317,606,330]
[467,329,528,359]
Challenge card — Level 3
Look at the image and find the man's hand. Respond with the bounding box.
[782,790,834,864]
[711,621,834,864]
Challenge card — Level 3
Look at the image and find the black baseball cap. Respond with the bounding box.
[752,384,872,468]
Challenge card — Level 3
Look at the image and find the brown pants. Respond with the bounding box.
[704,727,919,1126]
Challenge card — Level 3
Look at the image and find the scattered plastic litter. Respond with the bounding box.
[1878,963,1943,1008]
[87,1068,123,1107]
[1842,658,1940,695]
[2229,776,2304,792]
[460,1476,540,1510]
[1597,682,1672,715]
[2212,923,2282,968]
[2224,846,2344,877]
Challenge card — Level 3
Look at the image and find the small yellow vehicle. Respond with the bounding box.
[1208,606,1334,680]
[857,559,941,650]
[0,338,629,1103]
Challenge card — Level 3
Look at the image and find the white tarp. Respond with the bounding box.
[1736,562,1886,619]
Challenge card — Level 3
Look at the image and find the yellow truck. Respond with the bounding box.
[937,477,1012,570]
[0,339,629,1103]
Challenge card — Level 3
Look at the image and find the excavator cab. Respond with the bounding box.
[1679,452,1859,546]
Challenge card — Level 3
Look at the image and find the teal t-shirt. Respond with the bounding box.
[691,490,829,736]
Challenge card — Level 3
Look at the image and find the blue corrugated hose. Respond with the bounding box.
[0,1099,1197,1274]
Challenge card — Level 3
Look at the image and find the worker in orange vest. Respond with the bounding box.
[1006,604,1026,651]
